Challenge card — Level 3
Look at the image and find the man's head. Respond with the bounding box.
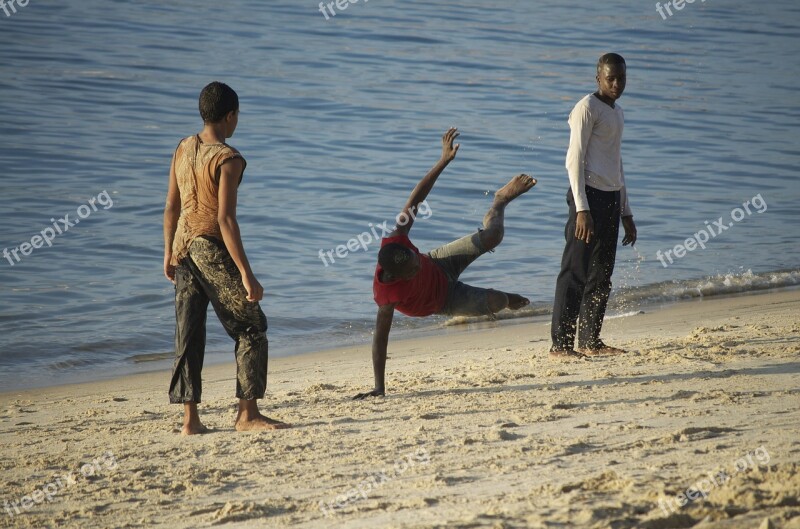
[596,53,626,102]
[199,81,239,137]
[378,243,420,280]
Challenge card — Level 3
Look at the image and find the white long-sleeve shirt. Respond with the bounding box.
[565,93,632,216]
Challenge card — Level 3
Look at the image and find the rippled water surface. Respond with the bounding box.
[1,0,798,390]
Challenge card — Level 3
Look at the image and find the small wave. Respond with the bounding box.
[128,352,173,363]
[610,269,800,309]
[441,269,800,327]
[442,303,551,327]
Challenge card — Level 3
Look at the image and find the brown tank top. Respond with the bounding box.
[170,135,246,266]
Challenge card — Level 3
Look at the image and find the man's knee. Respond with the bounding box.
[479,228,504,251]
[237,329,268,349]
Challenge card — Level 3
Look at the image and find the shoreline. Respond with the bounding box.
[2,282,799,397]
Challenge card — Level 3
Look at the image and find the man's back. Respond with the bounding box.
[170,135,245,267]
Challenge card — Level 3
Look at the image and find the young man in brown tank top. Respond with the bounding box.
[163,82,290,434]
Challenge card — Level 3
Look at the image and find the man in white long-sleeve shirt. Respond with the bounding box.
[551,53,637,358]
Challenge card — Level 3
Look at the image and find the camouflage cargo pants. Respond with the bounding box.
[169,236,269,403]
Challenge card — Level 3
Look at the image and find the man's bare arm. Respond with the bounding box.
[163,148,181,283]
[353,303,396,399]
[217,158,263,302]
[391,128,460,237]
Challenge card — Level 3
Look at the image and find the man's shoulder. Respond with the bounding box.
[569,94,596,121]
[575,93,595,109]
[223,144,242,155]
[584,93,623,113]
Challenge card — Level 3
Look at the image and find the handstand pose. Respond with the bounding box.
[353,128,536,400]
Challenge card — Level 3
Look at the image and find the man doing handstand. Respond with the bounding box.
[354,128,536,399]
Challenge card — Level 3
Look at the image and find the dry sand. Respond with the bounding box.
[1,288,799,529]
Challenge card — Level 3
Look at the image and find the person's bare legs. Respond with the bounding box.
[480,174,537,312]
[182,402,209,436]
[234,399,291,431]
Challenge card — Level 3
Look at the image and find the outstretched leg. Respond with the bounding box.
[481,175,536,313]
[486,290,530,313]
[432,174,535,318]
[480,174,537,251]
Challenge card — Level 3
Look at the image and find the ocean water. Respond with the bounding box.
[0,0,798,391]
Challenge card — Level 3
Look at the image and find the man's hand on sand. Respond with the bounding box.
[576,211,594,244]
[441,127,460,162]
[352,388,385,400]
[622,216,637,246]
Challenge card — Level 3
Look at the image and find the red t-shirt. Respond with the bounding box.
[373,234,449,317]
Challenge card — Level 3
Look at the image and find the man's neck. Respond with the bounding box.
[593,91,616,109]
[199,124,227,145]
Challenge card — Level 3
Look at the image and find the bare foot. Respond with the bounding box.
[507,293,530,310]
[495,174,537,203]
[181,421,210,436]
[235,414,291,432]
[549,348,588,360]
[578,342,626,356]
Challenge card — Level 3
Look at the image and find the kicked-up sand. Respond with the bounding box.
[1,288,799,529]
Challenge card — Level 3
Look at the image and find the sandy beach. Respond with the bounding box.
[1,288,799,529]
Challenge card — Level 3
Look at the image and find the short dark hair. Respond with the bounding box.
[378,243,414,276]
[199,81,239,123]
[597,53,626,72]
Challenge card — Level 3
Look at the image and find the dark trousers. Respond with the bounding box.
[551,185,620,350]
[169,236,269,403]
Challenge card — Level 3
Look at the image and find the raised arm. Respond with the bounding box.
[353,303,395,399]
[391,128,460,237]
